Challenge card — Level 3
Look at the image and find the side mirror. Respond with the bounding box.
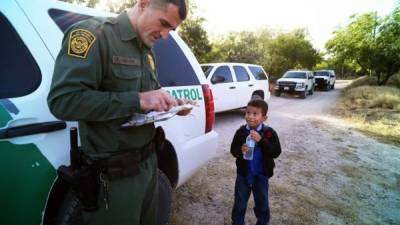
[211,75,225,84]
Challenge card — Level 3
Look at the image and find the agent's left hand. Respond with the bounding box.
[250,130,262,142]
[176,99,196,116]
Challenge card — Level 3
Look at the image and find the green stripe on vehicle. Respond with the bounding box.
[0,105,57,225]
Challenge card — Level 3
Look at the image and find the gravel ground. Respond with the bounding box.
[169,81,400,225]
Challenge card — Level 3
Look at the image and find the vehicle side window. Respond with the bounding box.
[153,37,200,86]
[201,66,214,78]
[233,66,250,82]
[249,66,267,80]
[0,13,41,99]
[212,66,233,83]
[49,9,200,87]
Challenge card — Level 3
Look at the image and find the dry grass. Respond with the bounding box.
[335,82,400,145]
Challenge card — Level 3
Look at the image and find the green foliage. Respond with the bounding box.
[58,0,99,8]
[178,17,212,63]
[207,28,319,81]
[265,28,320,79]
[108,0,137,13]
[326,6,400,85]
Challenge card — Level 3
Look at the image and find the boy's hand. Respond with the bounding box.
[250,130,262,142]
[241,144,249,154]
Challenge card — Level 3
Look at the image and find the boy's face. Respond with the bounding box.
[245,105,267,129]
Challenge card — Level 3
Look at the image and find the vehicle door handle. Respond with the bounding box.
[248,84,254,87]
[229,86,236,89]
[0,121,66,139]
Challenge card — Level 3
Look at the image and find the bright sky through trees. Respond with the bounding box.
[191,0,397,50]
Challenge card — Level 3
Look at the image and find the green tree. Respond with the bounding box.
[178,3,211,63]
[108,0,137,13]
[266,28,320,79]
[326,6,400,85]
[178,17,212,63]
[209,31,264,64]
[58,0,99,8]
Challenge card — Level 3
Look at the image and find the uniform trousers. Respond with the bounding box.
[83,153,158,225]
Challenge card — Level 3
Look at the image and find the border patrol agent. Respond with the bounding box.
[47,0,188,224]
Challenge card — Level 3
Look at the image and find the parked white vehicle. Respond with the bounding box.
[201,63,271,113]
[0,1,218,225]
[314,69,336,91]
[275,70,315,99]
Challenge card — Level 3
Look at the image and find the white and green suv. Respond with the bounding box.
[0,1,218,224]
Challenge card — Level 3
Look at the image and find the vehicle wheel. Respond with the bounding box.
[309,86,314,95]
[275,91,281,97]
[324,84,330,91]
[251,92,264,100]
[301,90,307,99]
[331,83,335,90]
[157,169,173,225]
[55,170,173,225]
[55,190,82,225]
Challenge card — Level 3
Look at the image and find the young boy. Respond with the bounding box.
[230,99,282,225]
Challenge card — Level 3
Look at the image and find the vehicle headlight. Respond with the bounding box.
[296,83,304,88]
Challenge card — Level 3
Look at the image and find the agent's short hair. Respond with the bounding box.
[247,99,268,116]
[151,0,187,20]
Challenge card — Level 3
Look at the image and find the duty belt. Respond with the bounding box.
[98,141,155,181]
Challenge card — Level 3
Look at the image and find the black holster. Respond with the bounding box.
[57,128,100,212]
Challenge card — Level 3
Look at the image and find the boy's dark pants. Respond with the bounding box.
[232,175,270,225]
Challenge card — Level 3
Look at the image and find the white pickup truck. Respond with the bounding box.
[0,1,218,224]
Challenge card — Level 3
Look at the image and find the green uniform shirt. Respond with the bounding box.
[48,13,160,157]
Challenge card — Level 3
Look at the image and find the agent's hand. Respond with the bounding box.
[139,89,178,112]
[249,130,262,142]
[176,98,196,116]
[241,144,249,154]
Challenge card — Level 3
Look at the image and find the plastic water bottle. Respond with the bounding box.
[244,134,255,160]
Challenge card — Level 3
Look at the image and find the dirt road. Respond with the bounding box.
[170,81,400,225]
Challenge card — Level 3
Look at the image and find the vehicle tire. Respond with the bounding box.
[55,170,173,225]
[275,91,281,97]
[324,84,330,91]
[55,190,82,225]
[331,83,335,90]
[251,92,264,100]
[309,85,314,95]
[157,169,174,225]
[301,89,307,99]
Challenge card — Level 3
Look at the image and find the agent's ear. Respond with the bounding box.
[138,0,151,11]
[263,115,268,121]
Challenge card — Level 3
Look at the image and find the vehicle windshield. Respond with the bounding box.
[283,72,306,79]
[314,71,329,76]
[201,66,214,78]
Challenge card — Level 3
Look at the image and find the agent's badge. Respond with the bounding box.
[147,53,156,72]
[68,29,96,59]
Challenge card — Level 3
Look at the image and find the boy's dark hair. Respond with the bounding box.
[247,99,268,116]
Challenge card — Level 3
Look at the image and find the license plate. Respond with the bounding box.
[284,87,289,90]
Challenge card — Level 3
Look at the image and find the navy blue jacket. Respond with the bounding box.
[230,124,281,178]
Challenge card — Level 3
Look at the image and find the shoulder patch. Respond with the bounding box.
[68,29,96,59]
